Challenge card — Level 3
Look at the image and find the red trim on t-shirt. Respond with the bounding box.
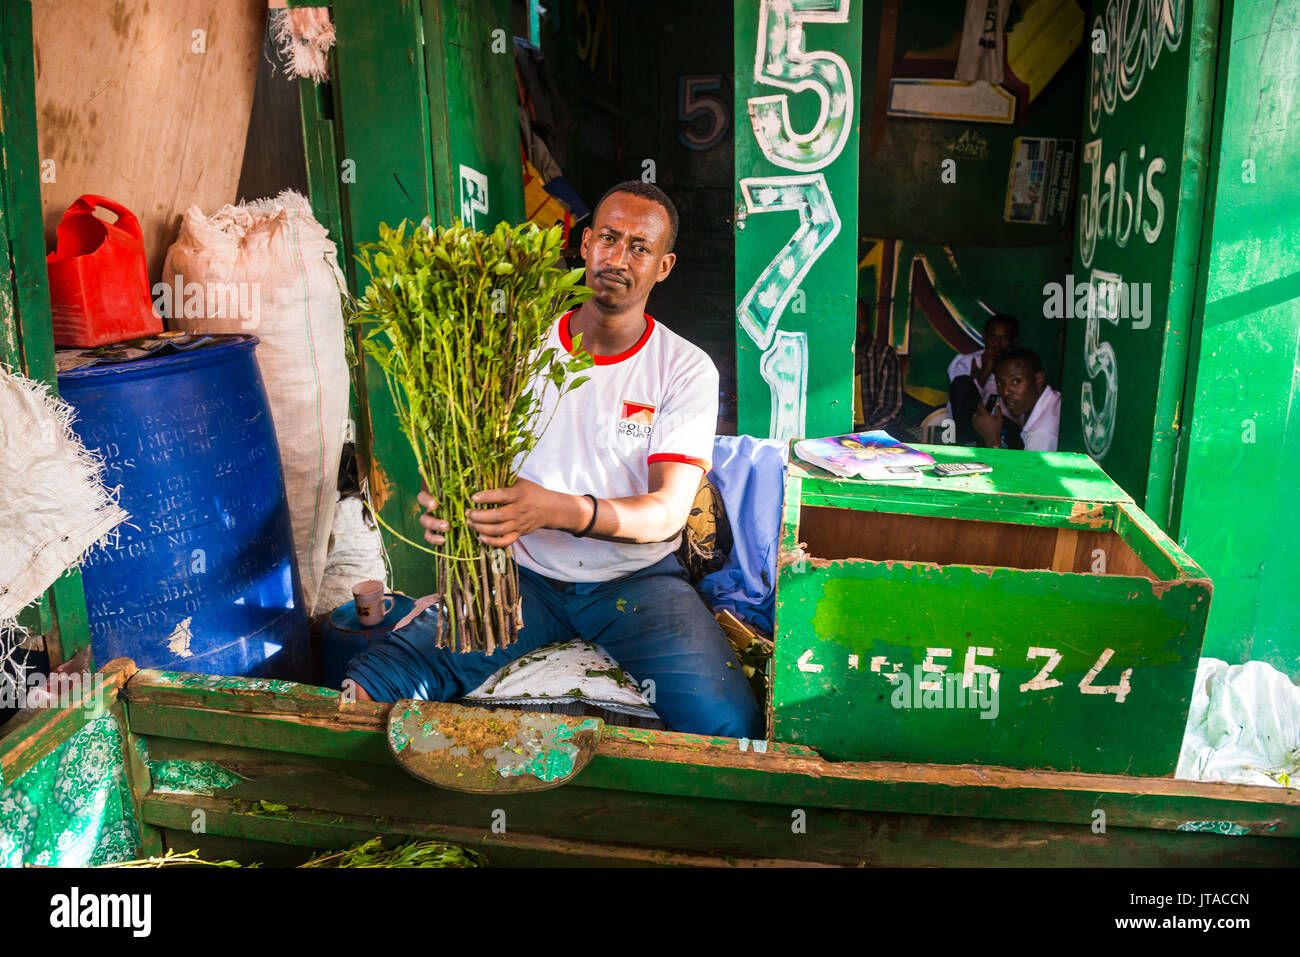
[648,452,709,472]
[560,308,656,365]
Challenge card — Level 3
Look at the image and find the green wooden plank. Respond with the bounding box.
[126,700,393,765]
[106,697,164,859]
[0,0,20,370]
[792,445,1134,504]
[0,0,93,660]
[327,0,439,597]
[143,793,812,867]
[127,668,348,716]
[774,555,1209,773]
[0,660,133,787]
[141,770,1300,867]
[734,0,862,441]
[1,0,54,384]
[122,695,1300,838]
[1145,0,1222,527]
[296,62,369,473]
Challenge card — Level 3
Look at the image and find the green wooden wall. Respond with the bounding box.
[1058,0,1218,516]
[1173,0,1300,679]
[855,0,1085,417]
[857,0,1084,248]
[302,0,524,599]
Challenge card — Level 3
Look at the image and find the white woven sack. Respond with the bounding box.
[162,190,348,614]
[0,367,127,688]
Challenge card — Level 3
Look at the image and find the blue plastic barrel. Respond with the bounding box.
[321,594,416,690]
[57,335,309,679]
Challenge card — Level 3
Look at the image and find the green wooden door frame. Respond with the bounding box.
[1169,0,1300,677]
[0,0,93,665]
[295,0,524,599]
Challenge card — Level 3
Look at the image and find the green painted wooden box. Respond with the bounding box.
[772,445,1212,776]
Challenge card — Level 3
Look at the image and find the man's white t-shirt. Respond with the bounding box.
[513,308,718,582]
[1019,385,1061,452]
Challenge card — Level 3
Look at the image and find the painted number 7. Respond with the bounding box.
[736,174,841,440]
[750,0,854,171]
[737,174,840,351]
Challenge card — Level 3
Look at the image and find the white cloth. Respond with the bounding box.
[1020,385,1061,451]
[514,309,718,582]
[947,349,999,402]
[462,639,657,718]
[955,0,1012,84]
[1177,658,1300,789]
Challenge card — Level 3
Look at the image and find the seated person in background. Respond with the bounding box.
[973,348,1061,452]
[948,313,1018,446]
[855,337,907,435]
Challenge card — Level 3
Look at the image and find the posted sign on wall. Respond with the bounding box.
[734,0,862,441]
[1060,0,1200,512]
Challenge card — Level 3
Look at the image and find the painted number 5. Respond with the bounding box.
[750,0,854,171]
[1081,268,1121,458]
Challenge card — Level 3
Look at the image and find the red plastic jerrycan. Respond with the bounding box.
[46,195,163,348]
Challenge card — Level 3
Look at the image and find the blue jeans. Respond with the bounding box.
[345,553,765,739]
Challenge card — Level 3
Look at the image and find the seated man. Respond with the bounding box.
[947,313,1018,446]
[344,181,764,740]
[856,339,907,435]
[854,302,906,434]
[972,348,1061,452]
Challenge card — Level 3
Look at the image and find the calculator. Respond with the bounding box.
[932,462,992,476]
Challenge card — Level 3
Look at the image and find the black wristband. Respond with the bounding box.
[574,494,599,538]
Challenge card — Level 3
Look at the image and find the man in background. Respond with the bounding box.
[948,313,1018,446]
[855,301,906,435]
[973,348,1061,452]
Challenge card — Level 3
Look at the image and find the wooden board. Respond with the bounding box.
[33,0,265,281]
[121,668,1300,846]
[799,505,1155,579]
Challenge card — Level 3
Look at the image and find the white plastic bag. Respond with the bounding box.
[1177,658,1300,789]
[162,190,348,614]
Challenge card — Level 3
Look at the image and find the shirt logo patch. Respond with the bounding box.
[618,400,655,439]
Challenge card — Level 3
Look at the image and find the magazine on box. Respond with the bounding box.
[793,430,935,480]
